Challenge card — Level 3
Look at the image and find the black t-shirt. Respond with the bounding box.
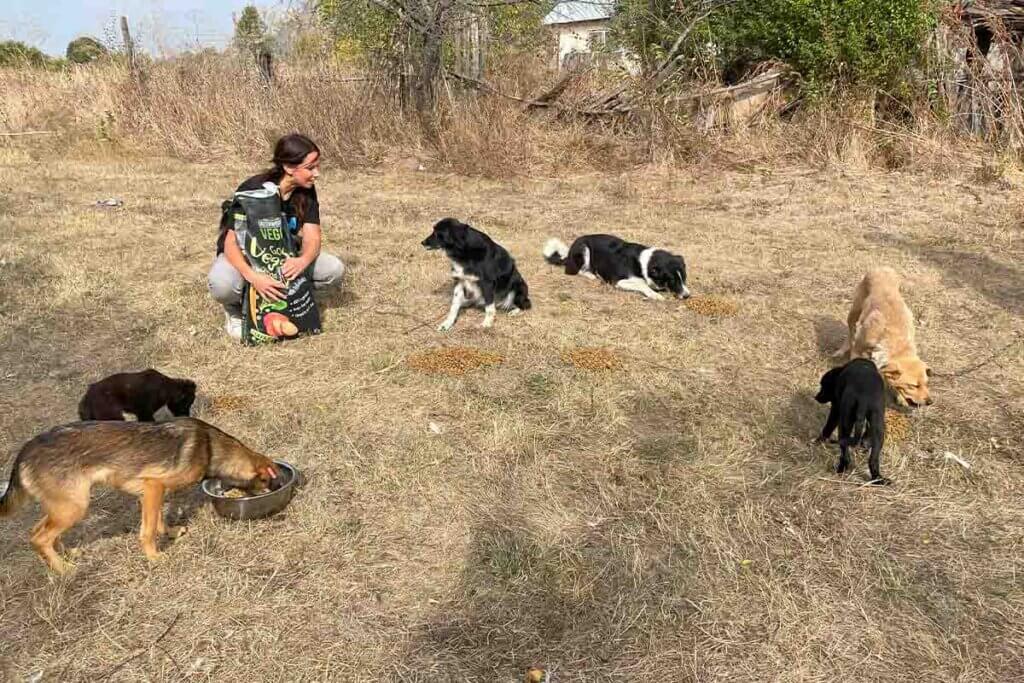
[216,174,321,254]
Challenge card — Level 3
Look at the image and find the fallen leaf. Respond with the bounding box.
[526,667,546,683]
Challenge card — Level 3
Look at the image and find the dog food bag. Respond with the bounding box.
[231,184,322,346]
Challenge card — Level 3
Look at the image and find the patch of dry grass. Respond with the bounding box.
[0,152,1022,682]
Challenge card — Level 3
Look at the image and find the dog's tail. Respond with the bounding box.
[543,238,569,266]
[0,458,27,518]
[852,402,872,443]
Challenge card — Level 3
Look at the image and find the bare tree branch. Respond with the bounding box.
[588,0,743,111]
[445,69,630,114]
[462,0,543,7]
[651,0,741,83]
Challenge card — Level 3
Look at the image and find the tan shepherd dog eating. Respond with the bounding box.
[0,418,277,573]
[836,267,933,407]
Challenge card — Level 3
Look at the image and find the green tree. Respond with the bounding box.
[487,2,551,56]
[613,0,938,94]
[0,40,51,68]
[66,36,108,64]
[709,0,938,93]
[317,0,554,119]
[234,5,272,56]
[317,0,397,62]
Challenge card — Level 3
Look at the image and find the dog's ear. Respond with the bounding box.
[816,366,841,402]
[458,225,490,254]
[429,218,459,244]
[675,258,686,280]
[178,380,197,399]
[881,359,903,381]
[168,379,197,416]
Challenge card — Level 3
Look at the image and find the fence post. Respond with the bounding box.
[120,16,138,80]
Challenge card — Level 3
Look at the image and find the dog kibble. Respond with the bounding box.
[885,410,911,443]
[210,395,247,412]
[562,347,621,371]
[685,295,739,317]
[407,346,504,375]
[222,486,270,499]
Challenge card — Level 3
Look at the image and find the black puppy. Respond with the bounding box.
[543,234,690,301]
[78,369,197,422]
[815,358,889,485]
[421,217,531,331]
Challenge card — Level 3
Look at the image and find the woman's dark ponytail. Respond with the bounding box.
[255,133,321,224]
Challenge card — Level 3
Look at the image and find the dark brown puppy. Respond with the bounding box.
[0,418,277,573]
[78,369,196,422]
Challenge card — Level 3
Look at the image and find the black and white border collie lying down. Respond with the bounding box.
[422,218,531,331]
[543,234,691,301]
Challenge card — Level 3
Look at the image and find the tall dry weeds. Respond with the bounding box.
[1,41,1023,178]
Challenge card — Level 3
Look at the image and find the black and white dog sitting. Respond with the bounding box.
[815,358,889,485]
[543,234,691,301]
[422,218,531,331]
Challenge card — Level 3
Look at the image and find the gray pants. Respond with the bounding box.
[208,252,345,317]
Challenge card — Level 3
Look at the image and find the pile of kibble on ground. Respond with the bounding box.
[209,395,247,413]
[562,347,622,371]
[885,410,911,443]
[685,295,739,317]
[407,346,504,375]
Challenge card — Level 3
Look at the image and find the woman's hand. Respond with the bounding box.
[281,256,310,281]
[251,273,287,301]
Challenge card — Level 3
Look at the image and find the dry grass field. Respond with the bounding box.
[0,147,1022,681]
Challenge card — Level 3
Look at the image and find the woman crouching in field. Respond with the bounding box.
[208,133,344,340]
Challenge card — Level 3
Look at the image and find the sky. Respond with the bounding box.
[1,0,282,57]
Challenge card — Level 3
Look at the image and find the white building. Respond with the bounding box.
[542,0,636,73]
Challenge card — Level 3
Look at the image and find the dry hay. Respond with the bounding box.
[886,409,911,443]
[407,346,504,376]
[4,154,1023,683]
[562,346,622,371]
[685,295,739,317]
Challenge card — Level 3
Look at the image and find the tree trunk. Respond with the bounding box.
[412,25,444,123]
[257,49,274,86]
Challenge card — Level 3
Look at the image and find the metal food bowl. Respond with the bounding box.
[201,460,300,520]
